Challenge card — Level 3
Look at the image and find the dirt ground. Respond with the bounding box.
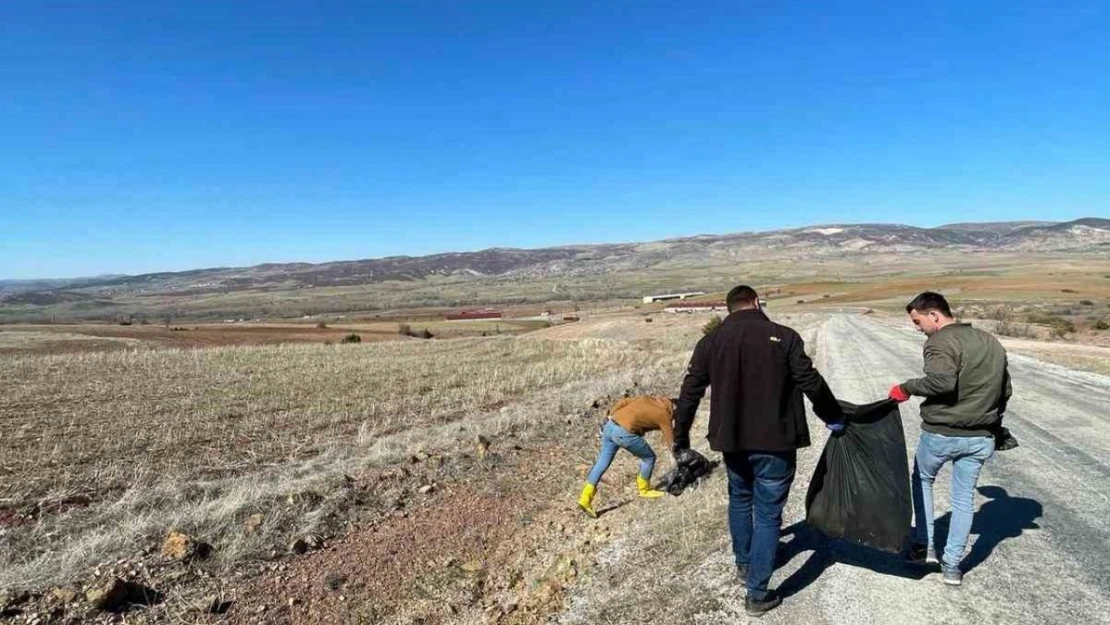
[0,324,399,354]
[0,319,552,355]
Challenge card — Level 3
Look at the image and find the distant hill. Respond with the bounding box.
[0,275,125,295]
[935,220,1053,233]
[2,218,1107,317]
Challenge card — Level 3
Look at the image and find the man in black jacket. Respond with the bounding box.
[674,285,843,616]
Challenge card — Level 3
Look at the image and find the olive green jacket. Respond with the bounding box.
[901,323,1012,437]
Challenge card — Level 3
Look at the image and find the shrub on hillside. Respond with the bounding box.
[702,315,723,335]
[1025,311,1076,337]
[1050,319,1076,338]
[340,333,362,344]
[994,321,1037,339]
[1095,320,1109,331]
[990,306,1036,339]
[315,321,328,329]
[397,323,411,336]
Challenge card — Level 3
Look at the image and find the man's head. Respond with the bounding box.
[905,291,955,336]
[726,285,760,313]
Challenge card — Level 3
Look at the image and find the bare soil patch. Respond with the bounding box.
[0,324,405,355]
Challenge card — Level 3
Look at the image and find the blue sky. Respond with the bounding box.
[2,0,1108,279]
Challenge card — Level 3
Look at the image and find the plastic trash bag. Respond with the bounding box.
[995,426,1019,451]
[804,399,911,553]
[659,449,718,495]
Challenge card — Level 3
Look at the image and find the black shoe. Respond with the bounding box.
[736,564,749,584]
[745,589,782,617]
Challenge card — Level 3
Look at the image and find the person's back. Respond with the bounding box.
[914,324,1009,437]
[891,291,1012,586]
[695,309,841,452]
[609,395,675,445]
[673,285,843,617]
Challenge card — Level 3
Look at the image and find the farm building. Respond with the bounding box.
[664,301,728,313]
[445,309,503,321]
[642,291,706,304]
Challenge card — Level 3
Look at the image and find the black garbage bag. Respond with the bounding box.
[995,426,1019,451]
[804,399,911,553]
[659,449,718,495]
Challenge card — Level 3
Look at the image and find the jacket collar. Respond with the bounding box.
[727,308,768,322]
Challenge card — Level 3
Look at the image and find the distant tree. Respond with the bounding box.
[1095,320,1109,331]
[341,333,362,344]
[398,323,411,336]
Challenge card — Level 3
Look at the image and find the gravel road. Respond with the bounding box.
[776,313,1110,625]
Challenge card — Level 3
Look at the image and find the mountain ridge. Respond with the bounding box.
[3,218,1107,304]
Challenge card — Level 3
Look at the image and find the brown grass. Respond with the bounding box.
[1,338,648,507]
[0,322,702,592]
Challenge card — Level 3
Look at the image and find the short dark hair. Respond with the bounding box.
[905,291,953,318]
[727,285,759,312]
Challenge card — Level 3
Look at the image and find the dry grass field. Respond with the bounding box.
[0,319,701,608]
[3,270,1109,623]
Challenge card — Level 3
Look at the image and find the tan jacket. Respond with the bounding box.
[609,396,675,446]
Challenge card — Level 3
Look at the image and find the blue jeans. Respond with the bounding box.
[912,432,995,566]
[725,450,796,601]
[586,420,657,486]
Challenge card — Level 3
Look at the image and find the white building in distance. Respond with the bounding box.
[642,291,706,304]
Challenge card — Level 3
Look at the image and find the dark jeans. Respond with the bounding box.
[725,450,797,600]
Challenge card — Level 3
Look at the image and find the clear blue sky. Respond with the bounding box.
[3,0,1108,279]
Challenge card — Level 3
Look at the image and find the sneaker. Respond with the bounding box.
[942,564,962,586]
[736,564,749,584]
[745,589,782,617]
[907,543,939,565]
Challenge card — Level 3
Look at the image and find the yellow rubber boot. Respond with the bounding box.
[637,475,665,498]
[578,483,598,518]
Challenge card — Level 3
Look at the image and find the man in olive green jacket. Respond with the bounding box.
[889,291,1012,586]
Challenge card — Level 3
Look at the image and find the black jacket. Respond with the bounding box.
[674,309,843,453]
